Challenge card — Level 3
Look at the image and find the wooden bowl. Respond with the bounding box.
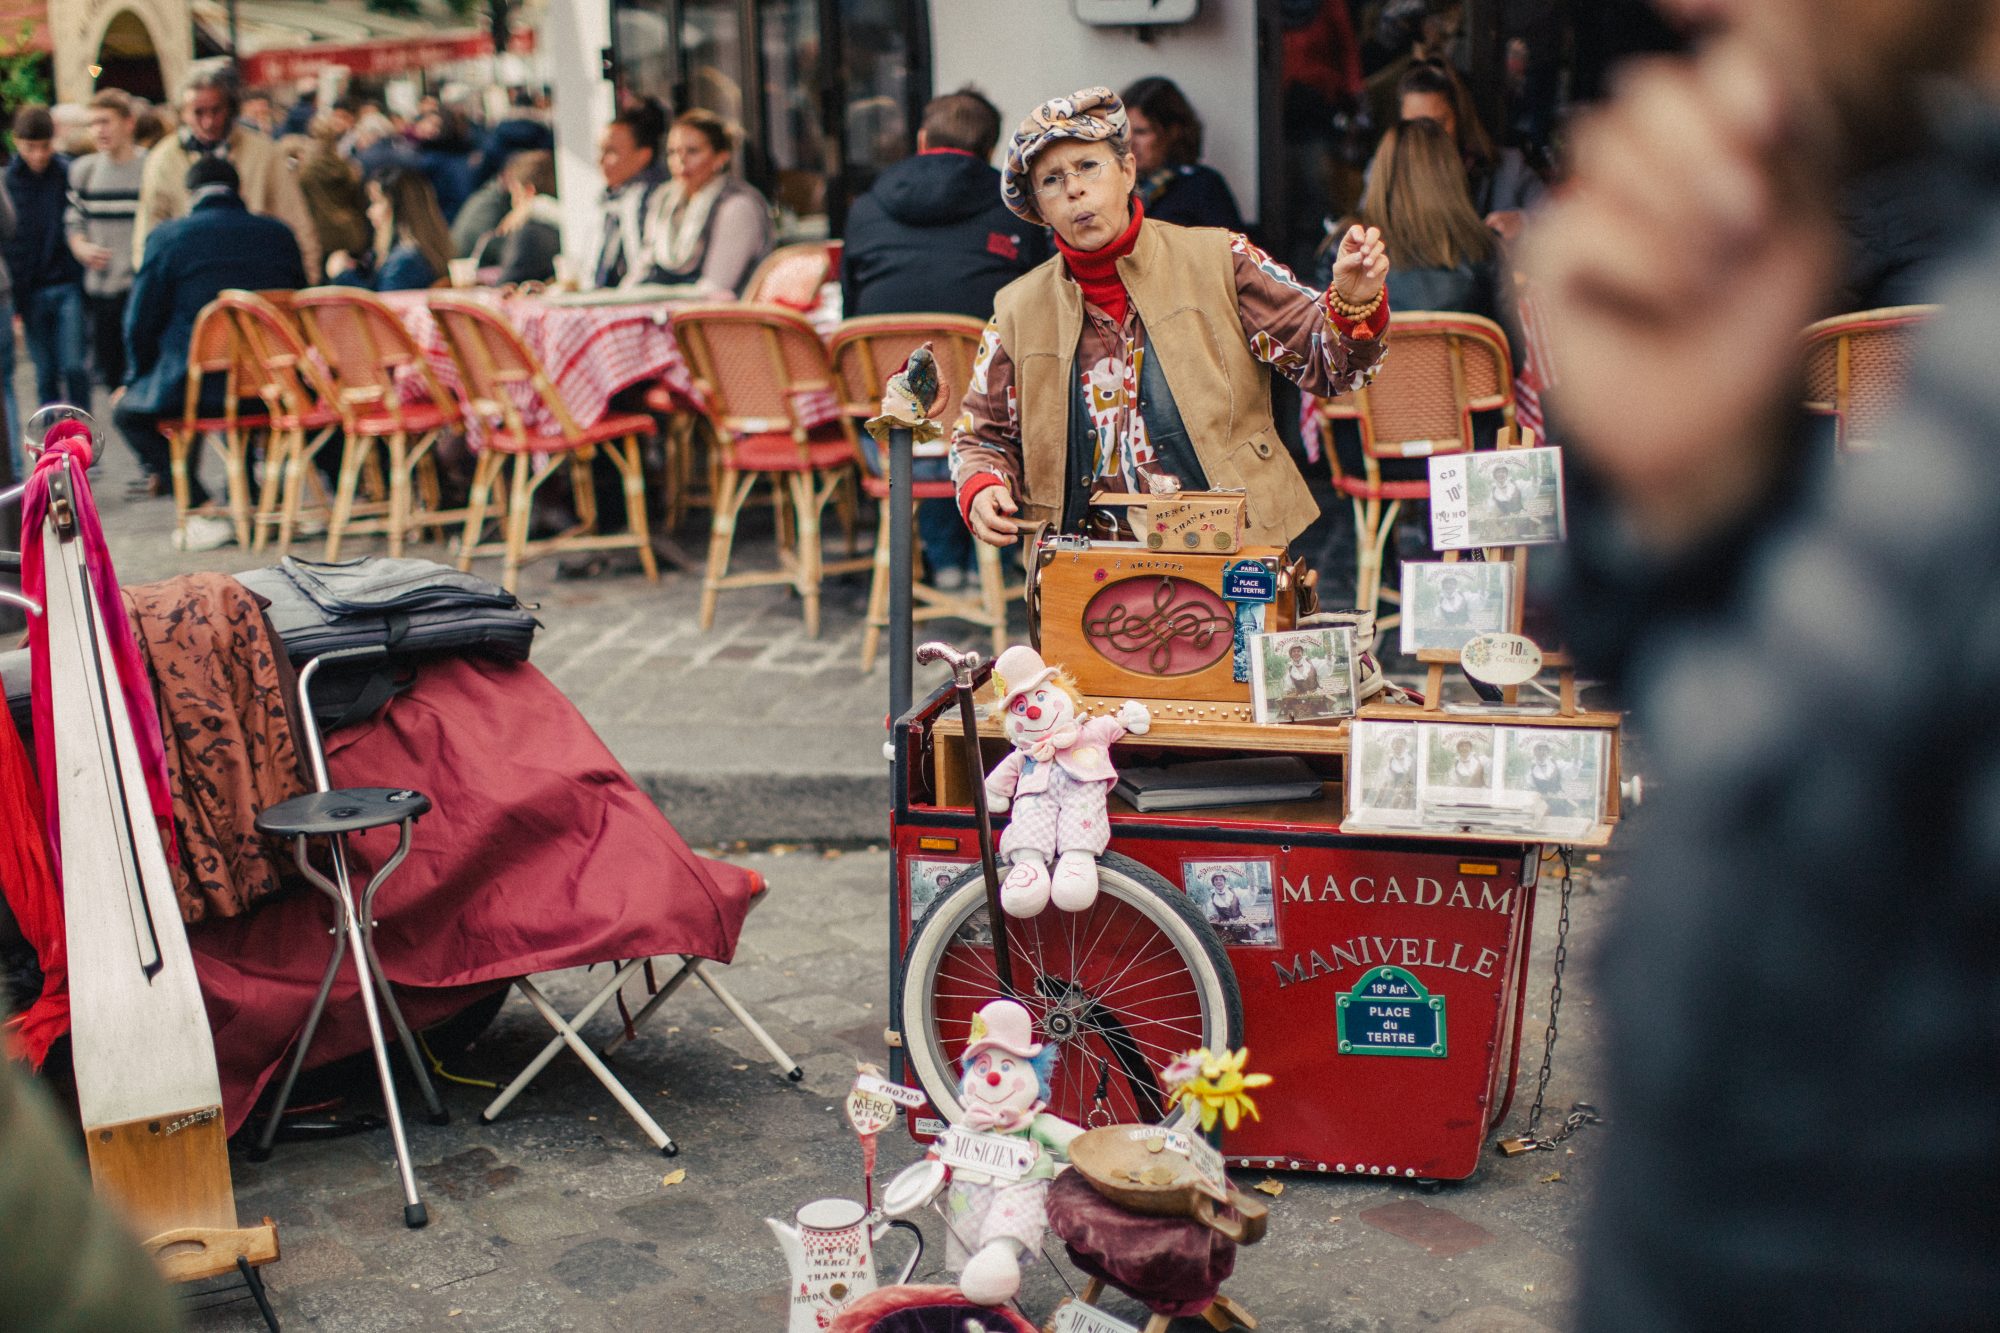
[1066,1126,1268,1245]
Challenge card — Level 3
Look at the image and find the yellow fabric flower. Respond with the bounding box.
[1165,1047,1273,1133]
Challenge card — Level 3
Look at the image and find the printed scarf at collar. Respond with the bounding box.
[962,1098,1045,1133]
[648,175,727,277]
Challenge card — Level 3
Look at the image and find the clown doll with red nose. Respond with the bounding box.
[938,999,1082,1306]
[984,644,1150,917]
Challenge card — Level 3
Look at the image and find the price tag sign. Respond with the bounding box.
[1461,633,1543,687]
[845,1087,896,1137]
[1050,1300,1143,1333]
[856,1073,928,1109]
[935,1126,1037,1183]
[1428,456,1472,549]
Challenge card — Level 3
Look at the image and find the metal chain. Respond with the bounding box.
[1509,847,1602,1153]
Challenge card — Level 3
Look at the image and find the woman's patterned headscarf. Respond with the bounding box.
[1000,87,1129,225]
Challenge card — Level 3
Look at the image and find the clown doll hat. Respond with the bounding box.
[989,645,1060,711]
[963,999,1043,1064]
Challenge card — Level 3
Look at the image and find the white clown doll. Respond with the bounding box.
[939,999,1082,1306]
[984,645,1150,917]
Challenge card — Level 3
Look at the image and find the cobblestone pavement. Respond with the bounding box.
[172,847,1612,1333]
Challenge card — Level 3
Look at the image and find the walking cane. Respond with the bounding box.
[914,642,1017,999]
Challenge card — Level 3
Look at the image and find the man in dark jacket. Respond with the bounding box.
[841,88,1048,321]
[114,156,306,548]
[1523,0,2000,1326]
[3,106,91,418]
[841,88,1048,585]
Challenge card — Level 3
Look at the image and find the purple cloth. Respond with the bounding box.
[1044,1168,1238,1318]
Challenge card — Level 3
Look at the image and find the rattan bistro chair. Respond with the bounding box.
[1802,304,1938,453]
[745,241,835,311]
[219,290,346,554]
[429,295,659,592]
[1314,311,1515,623]
[670,303,871,637]
[294,287,471,558]
[826,314,1018,670]
[162,299,273,550]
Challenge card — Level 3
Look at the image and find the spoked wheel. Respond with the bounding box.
[898,852,1242,1130]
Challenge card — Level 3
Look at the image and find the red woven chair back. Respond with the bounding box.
[671,303,844,444]
[294,287,457,430]
[1317,312,1514,468]
[1801,304,1937,452]
[825,314,987,432]
[428,295,578,443]
[745,242,833,311]
[217,289,335,424]
[180,298,265,429]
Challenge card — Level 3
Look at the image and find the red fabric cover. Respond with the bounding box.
[352,402,456,436]
[1332,473,1432,501]
[484,411,657,455]
[162,414,274,439]
[828,1285,1038,1333]
[861,475,957,501]
[726,431,855,473]
[1044,1167,1238,1318]
[1053,199,1145,325]
[185,655,758,1131]
[0,698,62,1067]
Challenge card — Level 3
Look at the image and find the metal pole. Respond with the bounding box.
[888,422,914,723]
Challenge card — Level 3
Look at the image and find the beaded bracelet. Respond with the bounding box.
[1328,287,1384,322]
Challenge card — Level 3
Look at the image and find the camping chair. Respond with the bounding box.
[478,875,804,1157]
[826,314,1019,670]
[745,241,834,311]
[294,287,471,558]
[217,290,347,554]
[163,300,273,550]
[429,294,659,593]
[1314,311,1515,625]
[670,304,872,637]
[1801,304,1938,453]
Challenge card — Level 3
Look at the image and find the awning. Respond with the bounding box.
[239,28,535,86]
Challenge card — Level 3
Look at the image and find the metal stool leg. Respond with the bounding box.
[356,832,448,1126]
[687,961,804,1081]
[252,892,349,1162]
[508,977,678,1156]
[480,961,648,1124]
[597,959,698,1058]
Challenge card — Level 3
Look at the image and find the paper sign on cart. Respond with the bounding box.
[935,1126,1037,1183]
[856,1073,928,1109]
[1050,1300,1143,1333]
[845,1087,897,1136]
[1428,456,1473,549]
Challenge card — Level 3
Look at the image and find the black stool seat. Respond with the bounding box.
[256,787,431,838]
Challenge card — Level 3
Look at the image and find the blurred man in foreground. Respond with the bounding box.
[1524,0,2000,1326]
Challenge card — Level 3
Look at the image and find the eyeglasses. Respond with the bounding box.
[1033,157,1106,199]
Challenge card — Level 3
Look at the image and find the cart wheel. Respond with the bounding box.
[897,853,1242,1130]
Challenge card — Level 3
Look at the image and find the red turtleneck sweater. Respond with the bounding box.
[1053,199,1145,324]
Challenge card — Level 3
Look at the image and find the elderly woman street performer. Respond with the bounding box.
[952,87,1390,550]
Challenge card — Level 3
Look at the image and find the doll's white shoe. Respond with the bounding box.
[959,1239,1023,1306]
[1000,857,1051,917]
[1051,850,1101,912]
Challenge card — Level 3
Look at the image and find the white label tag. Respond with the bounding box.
[915,1116,947,1137]
[856,1073,929,1109]
[1428,455,1471,549]
[1050,1299,1143,1333]
[935,1126,1037,1183]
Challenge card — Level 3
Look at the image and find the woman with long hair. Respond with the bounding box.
[640,109,772,296]
[1339,116,1495,318]
[1119,76,1244,231]
[327,166,453,291]
[1395,59,1544,242]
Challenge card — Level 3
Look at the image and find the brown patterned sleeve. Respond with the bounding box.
[1228,234,1387,400]
[949,318,1025,515]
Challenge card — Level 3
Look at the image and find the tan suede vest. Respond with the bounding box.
[991,219,1321,546]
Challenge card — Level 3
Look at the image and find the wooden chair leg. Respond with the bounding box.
[168,432,194,540]
[1079,1278,1105,1305]
[1352,495,1380,618]
[458,450,502,572]
[324,436,368,562]
[794,471,823,638]
[700,469,753,631]
[223,434,254,551]
[620,436,659,582]
[570,451,599,533]
[275,431,316,557]
[385,433,413,558]
[860,501,894,672]
[503,453,533,592]
[1207,1294,1257,1330]
[975,540,1008,659]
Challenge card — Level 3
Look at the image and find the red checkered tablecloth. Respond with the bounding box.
[381,289,839,443]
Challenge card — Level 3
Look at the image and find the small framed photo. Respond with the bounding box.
[1249,625,1358,725]
[909,858,975,927]
[1401,561,1513,655]
[1499,728,1609,825]
[1182,858,1278,947]
[1429,447,1567,550]
[1348,720,1421,822]
[1425,725,1498,796]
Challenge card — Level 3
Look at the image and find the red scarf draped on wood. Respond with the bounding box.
[1,687,63,1067]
